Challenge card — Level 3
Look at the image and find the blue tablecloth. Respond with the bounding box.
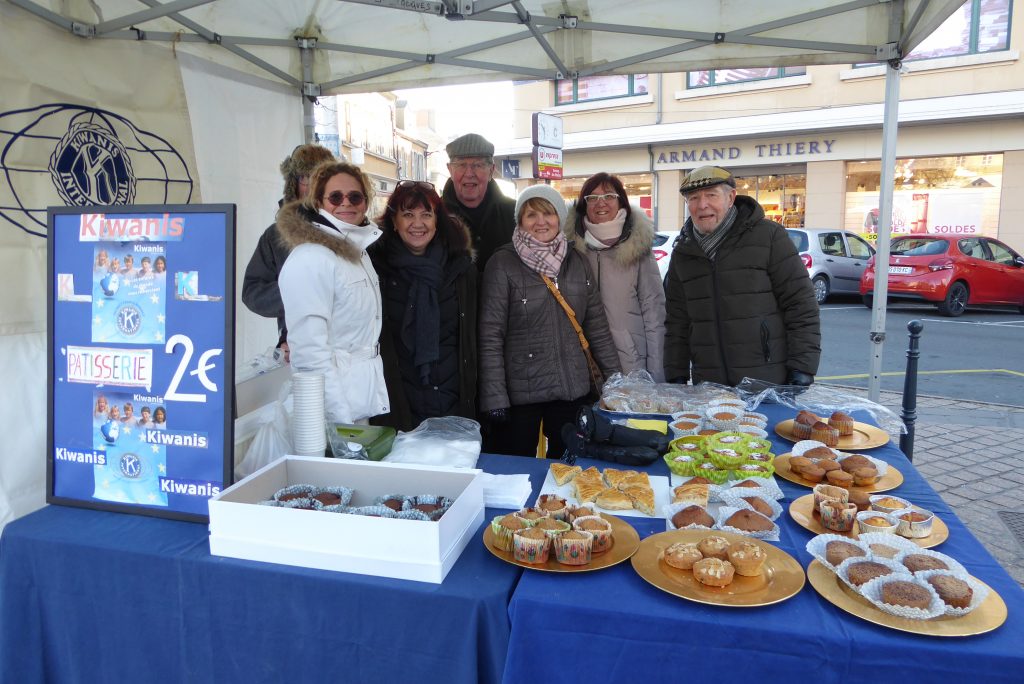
[500,404,1024,684]
[0,453,532,684]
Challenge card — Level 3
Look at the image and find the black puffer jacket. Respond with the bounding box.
[241,217,290,344]
[663,195,820,386]
[369,218,478,431]
[478,244,621,411]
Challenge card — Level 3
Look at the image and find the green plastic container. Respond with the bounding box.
[328,424,396,461]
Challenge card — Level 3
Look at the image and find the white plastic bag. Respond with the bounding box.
[382,416,481,468]
[235,381,293,479]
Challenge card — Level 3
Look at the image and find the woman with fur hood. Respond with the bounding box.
[276,161,390,425]
[368,181,478,431]
[566,173,666,381]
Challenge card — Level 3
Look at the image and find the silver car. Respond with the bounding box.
[787,228,875,304]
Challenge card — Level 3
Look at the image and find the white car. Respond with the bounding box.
[653,230,681,282]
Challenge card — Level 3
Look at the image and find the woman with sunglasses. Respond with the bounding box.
[277,161,390,425]
[478,184,620,457]
[367,181,477,431]
[566,173,666,381]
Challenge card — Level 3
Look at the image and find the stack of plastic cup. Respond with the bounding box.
[290,371,326,456]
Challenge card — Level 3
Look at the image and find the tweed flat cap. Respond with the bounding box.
[679,166,736,195]
[446,133,495,160]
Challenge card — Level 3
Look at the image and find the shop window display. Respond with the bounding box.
[734,173,806,228]
[844,154,1003,241]
[687,66,806,89]
[555,74,649,105]
[552,173,653,219]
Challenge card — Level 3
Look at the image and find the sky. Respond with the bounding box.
[394,81,515,148]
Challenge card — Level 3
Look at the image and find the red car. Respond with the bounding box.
[860,235,1024,316]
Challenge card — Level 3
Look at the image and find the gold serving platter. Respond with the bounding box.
[630,528,805,607]
[806,560,1007,636]
[775,419,890,450]
[789,494,949,548]
[775,454,904,493]
[483,513,640,573]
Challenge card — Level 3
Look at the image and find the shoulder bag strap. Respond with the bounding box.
[540,275,604,387]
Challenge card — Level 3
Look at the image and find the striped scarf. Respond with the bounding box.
[691,205,738,260]
[512,226,567,277]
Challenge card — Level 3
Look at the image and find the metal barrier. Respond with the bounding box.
[899,320,924,461]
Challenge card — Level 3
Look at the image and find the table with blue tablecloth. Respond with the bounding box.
[3,404,1023,684]
[500,403,1024,684]
[0,454,544,684]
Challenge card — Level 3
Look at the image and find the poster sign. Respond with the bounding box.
[532,146,563,180]
[47,204,235,522]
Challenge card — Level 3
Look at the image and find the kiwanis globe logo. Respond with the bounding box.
[120,452,143,479]
[0,104,194,238]
[116,303,143,337]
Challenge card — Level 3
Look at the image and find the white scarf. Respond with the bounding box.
[583,208,627,248]
[317,208,381,250]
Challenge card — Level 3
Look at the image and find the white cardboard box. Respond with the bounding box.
[208,455,484,584]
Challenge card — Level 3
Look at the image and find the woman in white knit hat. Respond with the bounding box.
[478,184,621,457]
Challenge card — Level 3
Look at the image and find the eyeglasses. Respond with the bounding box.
[396,180,436,191]
[584,193,619,204]
[323,190,366,206]
[449,161,493,173]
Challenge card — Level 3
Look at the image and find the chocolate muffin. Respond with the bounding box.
[312,492,342,506]
[846,560,894,587]
[927,575,973,609]
[742,496,774,518]
[381,498,405,511]
[881,580,933,610]
[825,540,867,567]
[724,509,774,533]
[671,505,715,529]
[903,554,949,573]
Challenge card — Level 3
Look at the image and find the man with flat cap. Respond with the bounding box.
[441,133,516,271]
[664,165,820,387]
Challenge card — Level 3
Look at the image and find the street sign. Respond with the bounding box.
[532,146,563,180]
[532,112,563,149]
[501,158,520,179]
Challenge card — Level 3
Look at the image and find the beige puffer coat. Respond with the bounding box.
[565,203,666,381]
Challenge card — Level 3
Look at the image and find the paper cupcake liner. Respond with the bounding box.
[855,510,899,536]
[554,530,594,565]
[890,507,936,539]
[346,505,397,518]
[669,435,706,452]
[273,484,318,502]
[708,431,750,450]
[374,494,411,512]
[894,547,968,577]
[669,421,703,438]
[857,532,921,560]
[512,530,552,564]
[915,569,990,617]
[715,505,780,541]
[707,447,749,469]
[310,486,354,508]
[671,411,705,424]
[393,509,433,521]
[744,452,775,468]
[718,476,784,501]
[572,515,614,554]
[730,463,775,480]
[740,411,769,427]
[535,494,570,521]
[321,504,351,514]
[719,490,783,521]
[514,507,550,526]
[692,464,731,484]
[859,574,946,620]
[744,438,774,455]
[792,440,839,458]
[806,534,871,573]
[736,426,769,438]
[565,503,597,523]
[535,519,572,541]
[490,515,521,551]
[257,500,284,507]
[406,495,453,521]
[279,497,323,511]
[662,501,716,531]
[835,555,910,592]
[707,398,748,412]
[664,453,700,477]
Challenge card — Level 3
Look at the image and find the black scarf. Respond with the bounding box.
[387,239,446,385]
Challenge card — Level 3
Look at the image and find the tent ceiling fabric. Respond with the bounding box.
[10,0,966,94]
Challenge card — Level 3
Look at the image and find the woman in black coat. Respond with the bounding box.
[369,181,478,431]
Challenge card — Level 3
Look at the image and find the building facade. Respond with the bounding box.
[502,0,1023,248]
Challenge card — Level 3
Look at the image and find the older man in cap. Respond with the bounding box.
[664,165,820,387]
[441,133,516,271]
[242,144,336,357]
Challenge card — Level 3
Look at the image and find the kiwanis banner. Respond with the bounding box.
[49,206,234,521]
[0,4,200,527]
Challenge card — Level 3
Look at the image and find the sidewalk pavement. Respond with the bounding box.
[822,384,1024,586]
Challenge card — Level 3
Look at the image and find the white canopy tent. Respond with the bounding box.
[0,0,966,527]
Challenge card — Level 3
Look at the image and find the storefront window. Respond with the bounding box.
[687,66,806,89]
[550,173,653,218]
[843,154,1003,241]
[555,74,649,105]
[734,173,806,227]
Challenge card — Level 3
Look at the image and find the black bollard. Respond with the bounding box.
[899,320,923,461]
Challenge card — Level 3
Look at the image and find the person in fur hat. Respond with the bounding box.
[241,144,336,359]
[276,161,390,424]
[368,181,478,431]
[566,172,666,381]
